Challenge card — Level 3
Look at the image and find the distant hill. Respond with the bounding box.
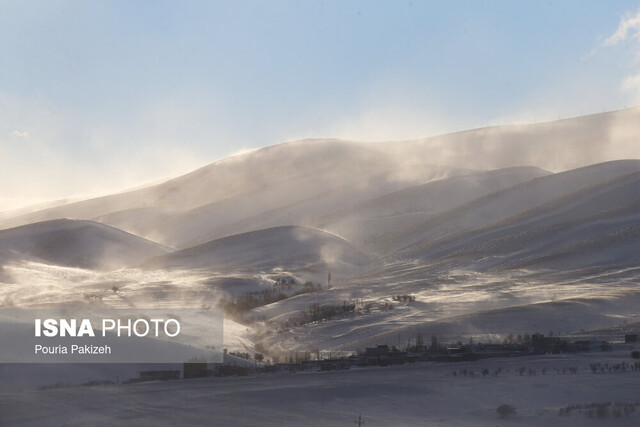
[0,139,468,247]
[314,166,550,245]
[4,108,640,249]
[0,219,169,270]
[143,226,374,279]
[374,160,640,260]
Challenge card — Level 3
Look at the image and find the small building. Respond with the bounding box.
[574,340,611,352]
[531,333,563,353]
[183,361,212,379]
[361,345,407,366]
[364,345,390,365]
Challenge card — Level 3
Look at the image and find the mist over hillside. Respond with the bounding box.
[379,107,640,172]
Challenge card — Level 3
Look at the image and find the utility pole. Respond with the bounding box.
[328,271,331,289]
[354,413,365,426]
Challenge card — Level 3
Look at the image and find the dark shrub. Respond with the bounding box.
[497,404,516,419]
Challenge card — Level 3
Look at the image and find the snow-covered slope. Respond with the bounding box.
[417,171,640,271]
[340,294,640,351]
[0,140,468,247]
[314,166,550,245]
[374,160,640,258]
[132,163,467,249]
[143,226,374,278]
[0,219,169,270]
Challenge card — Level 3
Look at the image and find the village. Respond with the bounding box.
[127,331,640,383]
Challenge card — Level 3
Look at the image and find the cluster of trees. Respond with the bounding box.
[361,301,394,314]
[307,301,355,322]
[559,402,640,419]
[502,333,532,344]
[218,280,323,321]
[496,404,516,419]
[392,294,416,302]
[294,281,323,296]
[451,365,580,378]
[452,367,502,378]
[218,290,288,319]
[589,361,640,374]
[83,293,103,302]
[267,350,315,364]
[226,350,264,362]
[280,301,356,330]
[276,298,396,331]
[272,278,322,294]
[273,277,296,286]
[83,285,121,302]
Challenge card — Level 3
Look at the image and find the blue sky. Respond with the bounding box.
[2,0,640,209]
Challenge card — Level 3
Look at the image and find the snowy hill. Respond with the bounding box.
[0,139,468,247]
[375,160,640,258]
[143,226,374,279]
[132,163,467,249]
[314,166,550,245]
[417,171,640,271]
[0,219,169,270]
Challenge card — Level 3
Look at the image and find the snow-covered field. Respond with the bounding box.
[2,351,640,426]
[3,259,639,357]
[256,264,640,352]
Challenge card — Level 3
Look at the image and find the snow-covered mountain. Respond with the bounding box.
[0,139,470,247]
[3,107,640,247]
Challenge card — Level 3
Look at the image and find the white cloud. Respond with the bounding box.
[11,130,28,138]
[604,9,640,46]
[601,8,640,104]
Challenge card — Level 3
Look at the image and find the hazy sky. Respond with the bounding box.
[2,0,640,209]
